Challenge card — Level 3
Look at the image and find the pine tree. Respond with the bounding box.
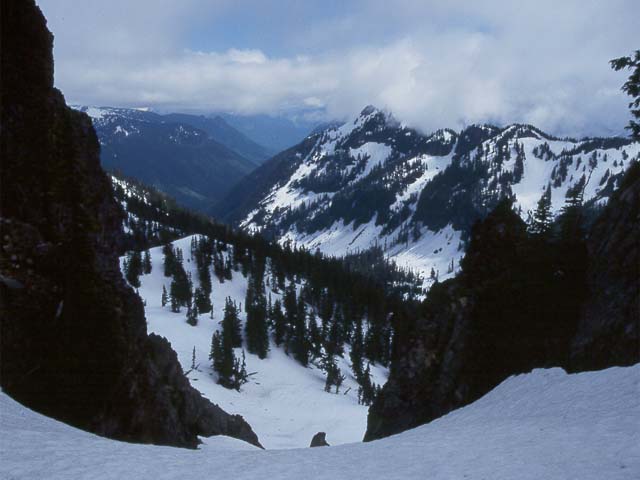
[143,250,152,274]
[169,280,181,313]
[245,269,269,359]
[529,184,553,236]
[209,331,223,372]
[222,297,242,348]
[186,300,198,326]
[124,250,143,288]
[611,50,640,140]
[231,350,249,391]
[291,294,309,366]
[269,298,286,346]
[162,243,176,277]
[357,363,376,405]
[194,286,212,314]
[350,318,364,378]
[161,284,168,307]
[307,309,322,359]
[283,281,298,350]
[322,353,345,394]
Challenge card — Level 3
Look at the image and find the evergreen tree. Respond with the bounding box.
[307,309,322,359]
[169,280,181,313]
[357,363,376,405]
[162,243,176,277]
[194,286,212,314]
[124,250,143,288]
[529,184,553,236]
[143,250,152,274]
[210,325,249,390]
[291,294,309,366]
[186,300,198,326]
[326,310,344,358]
[322,353,345,394]
[245,268,269,359]
[318,291,333,339]
[283,281,298,350]
[350,317,365,378]
[231,350,249,390]
[611,50,640,140]
[161,284,168,307]
[209,330,224,373]
[222,297,242,348]
[269,298,287,346]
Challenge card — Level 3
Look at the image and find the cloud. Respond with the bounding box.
[38,0,638,137]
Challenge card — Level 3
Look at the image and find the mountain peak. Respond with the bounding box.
[360,104,380,116]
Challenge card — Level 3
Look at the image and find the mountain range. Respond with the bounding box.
[73,106,272,212]
[2,1,639,477]
[215,105,639,288]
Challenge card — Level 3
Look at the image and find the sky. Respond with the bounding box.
[38,0,639,137]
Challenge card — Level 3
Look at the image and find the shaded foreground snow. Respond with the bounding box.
[2,365,638,479]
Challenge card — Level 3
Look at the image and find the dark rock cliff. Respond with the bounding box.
[570,161,640,369]
[0,0,260,449]
[365,167,639,441]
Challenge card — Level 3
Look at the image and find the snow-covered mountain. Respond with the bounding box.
[216,106,640,288]
[3,364,638,479]
[73,106,263,212]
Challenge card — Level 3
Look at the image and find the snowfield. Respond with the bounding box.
[134,236,388,450]
[2,365,638,479]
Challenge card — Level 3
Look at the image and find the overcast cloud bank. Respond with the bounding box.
[39,0,638,137]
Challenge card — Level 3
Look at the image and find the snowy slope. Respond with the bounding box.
[133,235,388,449]
[227,107,639,290]
[3,365,638,479]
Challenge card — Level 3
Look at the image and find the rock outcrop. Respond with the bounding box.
[0,0,260,449]
[310,432,330,447]
[569,161,640,370]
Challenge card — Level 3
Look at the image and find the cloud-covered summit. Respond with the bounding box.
[39,0,638,137]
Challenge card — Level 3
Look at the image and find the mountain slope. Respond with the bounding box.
[217,106,639,289]
[161,113,272,165]
[3,364,638,479]
[0,0,258,449]
[74,106,258,212]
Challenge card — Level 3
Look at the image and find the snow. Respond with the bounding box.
[134,236,387,450]
[2,364,638,479]
[279,219,462,292]
[348,142,392,181]
[84,106,108,120]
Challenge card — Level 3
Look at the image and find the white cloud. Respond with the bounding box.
[38,0,638,137]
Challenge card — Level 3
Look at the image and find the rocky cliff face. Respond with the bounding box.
[0,0,260,449]
[365,165,640,441]
[570,162,640,370]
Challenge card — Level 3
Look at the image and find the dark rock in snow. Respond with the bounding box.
[310,432,330,447]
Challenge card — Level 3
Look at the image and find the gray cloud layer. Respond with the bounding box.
[39,0,638,137]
